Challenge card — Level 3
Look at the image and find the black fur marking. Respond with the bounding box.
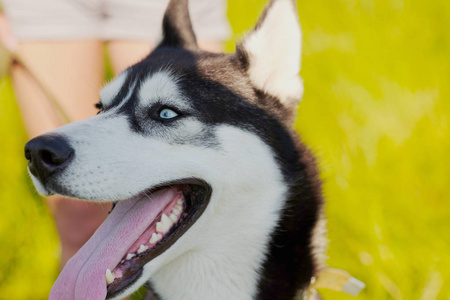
[256,144,322,300]
[99,76,137,113]
[160,0,198,50]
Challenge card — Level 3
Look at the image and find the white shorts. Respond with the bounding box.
[1,0,231,42]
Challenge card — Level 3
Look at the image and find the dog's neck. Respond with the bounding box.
[149,249,266,299]
[147,189,321,300]
[148,200,286,298]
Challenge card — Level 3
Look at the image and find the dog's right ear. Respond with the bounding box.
[159,0,198,50]
[236,0,303,112]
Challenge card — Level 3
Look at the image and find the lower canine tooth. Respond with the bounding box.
[106,269,115,284]
[137,244,148,254]
[126,253,135,260]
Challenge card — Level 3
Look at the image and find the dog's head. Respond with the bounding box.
[25,0,309,299]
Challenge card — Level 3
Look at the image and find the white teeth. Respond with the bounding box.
[177,198,183,205]
[169,213,178,223]
[172,206,182,215]
[126,253,135,260]
[121,260,125,264]
[149,232,162,244]
[137,244,148,254]
[162,213,174,226]
[105,269,115,284]
[156,222,164,233]
[156,213,173,233]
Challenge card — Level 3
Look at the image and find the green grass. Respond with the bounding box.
[1,0,449,299]
[0,79,59,297]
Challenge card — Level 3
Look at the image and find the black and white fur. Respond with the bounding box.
[25,0,325,299]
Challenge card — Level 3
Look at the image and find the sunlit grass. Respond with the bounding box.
[295,0,450,299]
[1,0,449,299]
[0,78,59,298]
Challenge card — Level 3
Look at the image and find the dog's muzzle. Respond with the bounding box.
[24,134,74,184]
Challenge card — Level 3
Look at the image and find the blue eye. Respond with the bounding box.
[159,108,179,119]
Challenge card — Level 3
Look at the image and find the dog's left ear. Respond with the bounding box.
[159,0,198,50]
[237,0,303,111]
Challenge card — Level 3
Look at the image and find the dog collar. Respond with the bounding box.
[297,268,365,300]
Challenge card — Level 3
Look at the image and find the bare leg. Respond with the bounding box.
[49,197,111,267]
[12,41,103,135]
[107,41,153,74]
[11,41,110,268]
[107,40,223,75]
[198,40,224,53]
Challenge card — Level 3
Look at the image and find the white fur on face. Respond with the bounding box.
[39,113,207,201]
[138,72,191,112]
[96,126,287,300]
[32,114,286,299]
[242,0,303,107]
[100,71,128,107]
[29,173,47,195]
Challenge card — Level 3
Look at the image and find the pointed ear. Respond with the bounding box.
[237,0,303,110]
[159,0,198,50]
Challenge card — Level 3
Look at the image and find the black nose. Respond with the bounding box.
[24,134,74,183]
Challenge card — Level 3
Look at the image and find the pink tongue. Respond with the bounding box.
[49,187,179,300]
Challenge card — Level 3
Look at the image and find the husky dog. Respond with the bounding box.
[24,0,325,299]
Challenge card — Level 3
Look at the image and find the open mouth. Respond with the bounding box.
[49,178,211,300]
[106,179,212,298]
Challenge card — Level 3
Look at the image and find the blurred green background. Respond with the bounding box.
[1,0,449,299]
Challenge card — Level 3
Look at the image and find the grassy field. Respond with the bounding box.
[1,0,449,299]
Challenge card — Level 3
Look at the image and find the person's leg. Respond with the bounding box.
[12,41,103,136]
[107,40,223,75]
[11,40,111,268]
[198,41,224,53]
[107,41,153,74]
